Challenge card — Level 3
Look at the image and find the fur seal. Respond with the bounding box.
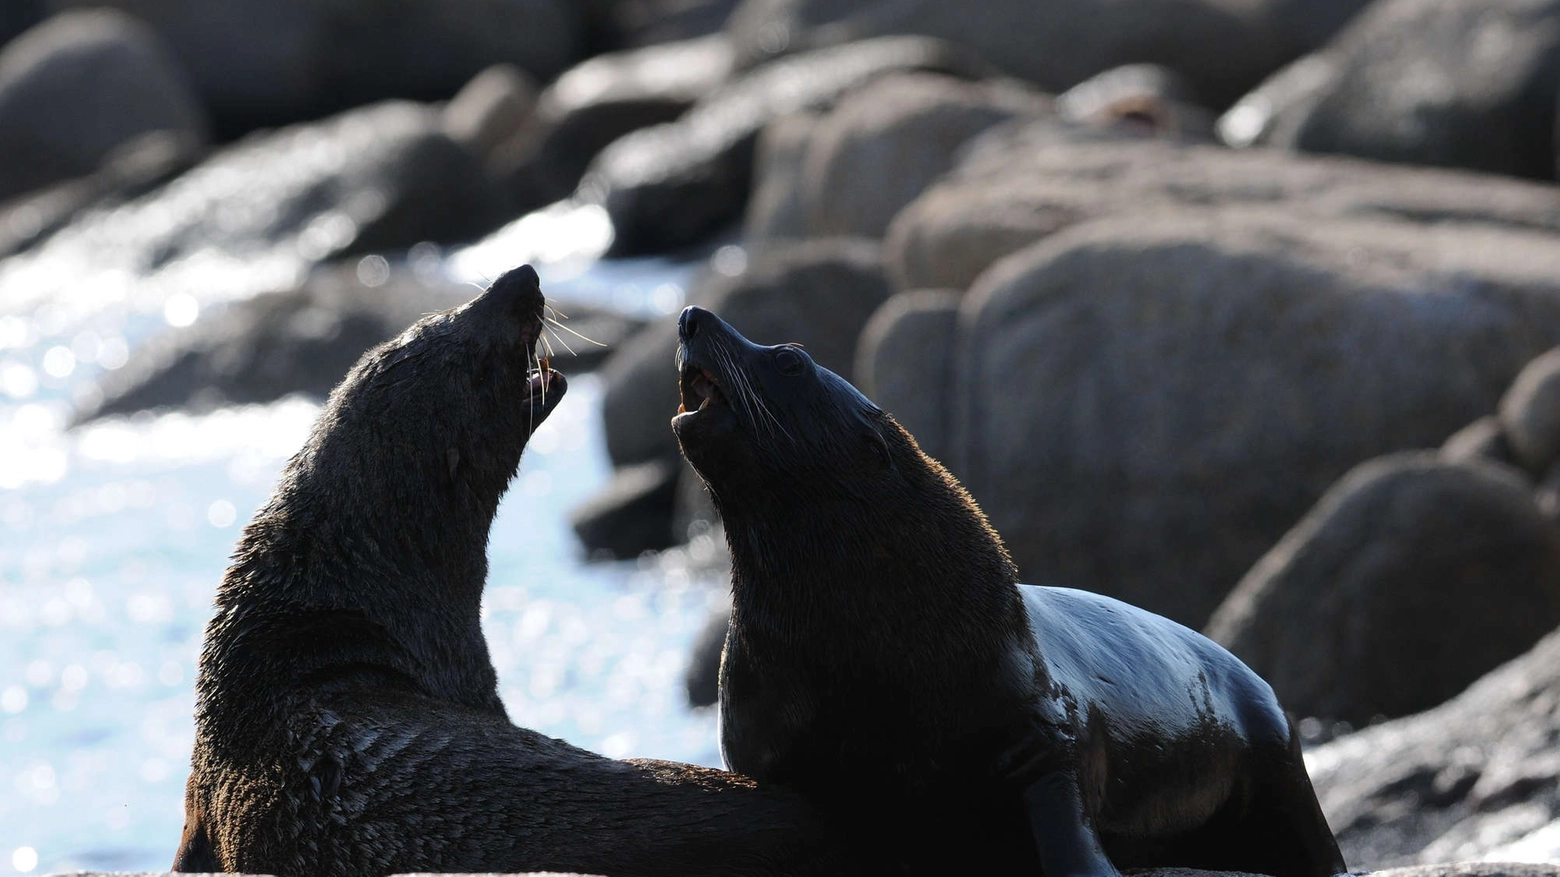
[173,268,876,877]
[671,305,1347,877]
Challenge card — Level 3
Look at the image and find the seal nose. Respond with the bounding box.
[487,264,544,318]
[679,306,707,341]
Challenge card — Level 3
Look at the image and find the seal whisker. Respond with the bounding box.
[545,315,608,347]
[545,326,579,359]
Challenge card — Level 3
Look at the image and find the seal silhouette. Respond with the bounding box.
[172,269,874,877]
[671,305,1347,877]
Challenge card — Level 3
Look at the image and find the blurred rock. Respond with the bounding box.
[743,109,824,240]
[855,289,959,463]
[443,64,539,162]
[0,1,44,48]
[0,8,207,201]
[47,0,584,137]
[1056,64,1214,140]
[887,131,1560,292]
[77,261,474,421]
[1309,629,1560,866]
[607,0,742,47]
[0,128,202,258]
[582,35,987,255]
[600,238,891,468]
[1218,0,1560,180]
[1440,417,1519,470]
[685,594,731,707]
[570,458,683,559]
[954,211,1560,626]
[783,73,1047,239]
[1501,348,1560,476]
[724,0,1376,108]
[494,35,735,215]
[1206,452,1560,725]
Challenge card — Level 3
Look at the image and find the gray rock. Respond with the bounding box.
[600,238,892,467]
[582,35,987,255]
[1056,64,1215,140]
[1218,0,1560,180]
[954,210,1560,626]
[493,35,735,214]
[742,108,824,241]
[1537,461,1560,521]
[48,0,583,137]
[605,0,742,47]
[887,131,1560,292]
[724,0,1376,108]
[1206,452,1560,725]
[0,9,207,201]
[1501,348,1560,475]
[570,458,683,559]
[1309,629,1560,867]
[790,73,1046,239]
[855,289,959,463]
[1440,416,1520,470]
[77,261,476,421]
[442,64,539,162]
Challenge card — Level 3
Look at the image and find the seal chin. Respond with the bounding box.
[523,363,568,427]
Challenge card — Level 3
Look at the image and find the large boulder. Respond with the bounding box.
[600,237,892,466]
[1501,348,1560,476]
[953,211,1560,626]
[1309,629,1560,866]
[886,130,1560,292]
[724,0,1376,108]
[493,34,736,215]
[1206,453,1560,725]
[570,458,684,559]
[778,72,1047,239]
[47,0,583,137]
[1218,0,1560,180]
[0,9,207,201]
[855,289,959,464]
[581,35,987,255]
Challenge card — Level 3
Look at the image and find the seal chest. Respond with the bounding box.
[672,305,1347,877]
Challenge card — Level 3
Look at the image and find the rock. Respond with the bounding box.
[493,35,736,215]
[1206,452,1560,725]
[1308,629,1560,867]
[1218,0,1560,180]
[0,1,43,48]
[442,64,539,161]
[953,210,1560,626]
[724,0,1377,108]
[600,238,891,468]
[788,73,1047,239]
[743,108,824,241]
[1056,64,1215,140]
[0,9,207,201]
[854,289,959,463]
[1441,416,1520,470]
[77,261,475,421]
[582,35,987,255]
[607,0,742,47]
[569,458,683,559]
[1501,348,1560,475]
[48,0,584,138]
[0,128,202,258]
[685,595,731,707]
[886,130,1560,292]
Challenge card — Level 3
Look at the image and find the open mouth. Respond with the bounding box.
[677,361,727,416]
[523,321,563,405]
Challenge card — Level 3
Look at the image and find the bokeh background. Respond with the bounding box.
[3,0,1560,873]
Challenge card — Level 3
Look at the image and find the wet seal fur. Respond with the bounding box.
[671,306,1348,877]
[173,269,873,877]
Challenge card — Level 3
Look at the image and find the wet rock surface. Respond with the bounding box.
[1206,452,1560,724]
[1219,0,1560,180]
[954,211,1560,626]
[0,8,207,202]
[582,35,988,254]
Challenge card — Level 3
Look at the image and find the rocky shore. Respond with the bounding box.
[6,0,1560,872]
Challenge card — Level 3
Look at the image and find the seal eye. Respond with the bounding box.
[775,348,805,376]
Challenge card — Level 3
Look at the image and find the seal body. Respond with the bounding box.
[671,305,1346,877]
[173,270,873,877]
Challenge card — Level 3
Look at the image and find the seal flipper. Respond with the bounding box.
[1023,771,1122,877]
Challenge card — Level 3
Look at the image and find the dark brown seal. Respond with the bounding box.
[172,268,875,877]
[671,305,1347,877]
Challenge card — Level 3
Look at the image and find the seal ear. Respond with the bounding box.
[867,428,893,471]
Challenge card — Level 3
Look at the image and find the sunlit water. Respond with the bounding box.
[0,205,725,874]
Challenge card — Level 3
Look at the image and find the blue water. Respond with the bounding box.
[0,221,727,874]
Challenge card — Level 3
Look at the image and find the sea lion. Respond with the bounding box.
[172,268,876,877]
[671,305,1347,877]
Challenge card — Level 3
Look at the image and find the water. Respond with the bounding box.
[0,207,726,875]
